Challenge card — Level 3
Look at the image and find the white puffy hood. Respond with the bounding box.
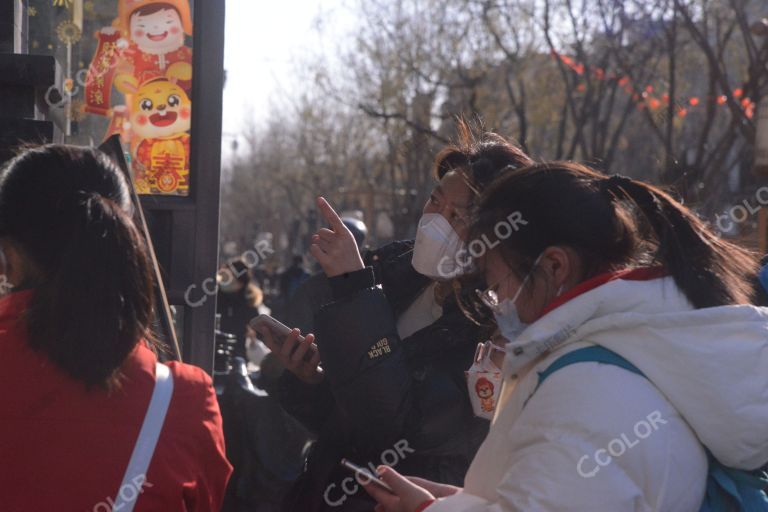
[502,274,768,470]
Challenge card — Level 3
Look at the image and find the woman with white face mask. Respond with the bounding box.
[365,162,768,512]
[265,121,533,512]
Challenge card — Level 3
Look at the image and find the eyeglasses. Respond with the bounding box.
[475,273,511,312]
[476,268,534,313]
[476,287,500,313]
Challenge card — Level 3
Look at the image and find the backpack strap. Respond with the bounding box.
[533,345,644,395]
[759,263,768,295]
[530,345,768,512]
[113,362,174,512]
[702,454,768,511]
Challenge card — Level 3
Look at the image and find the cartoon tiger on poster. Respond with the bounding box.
[115,68,191,194]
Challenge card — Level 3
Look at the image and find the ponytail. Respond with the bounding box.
[602,176,758,308]
[26,193,154,388]
[0,145,156,389]
[472,162,758,310]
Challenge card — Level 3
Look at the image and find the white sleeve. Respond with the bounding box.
[426,363,705,512]
[425,441,647,512]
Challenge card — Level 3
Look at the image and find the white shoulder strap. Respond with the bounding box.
[113,362,174,512]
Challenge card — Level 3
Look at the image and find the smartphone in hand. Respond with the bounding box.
[340,458,393,493]
[249,314,318,362]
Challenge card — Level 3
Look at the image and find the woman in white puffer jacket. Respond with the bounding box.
[365,162,768,512]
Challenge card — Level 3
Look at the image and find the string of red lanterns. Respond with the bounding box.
[551,51,756,119]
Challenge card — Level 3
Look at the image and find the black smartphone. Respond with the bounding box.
[340,459,393,492]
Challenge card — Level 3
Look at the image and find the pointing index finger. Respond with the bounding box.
[317,197,345,231]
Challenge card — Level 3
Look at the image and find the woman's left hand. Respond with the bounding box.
[363,466,436,512]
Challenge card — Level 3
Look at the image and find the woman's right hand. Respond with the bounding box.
[310,197,365,278]
[260,327,324,385]
[405,477,461,498]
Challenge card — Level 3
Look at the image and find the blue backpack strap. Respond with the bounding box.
[531,345,768,512]
[533,345,644,394]
[702,452,768,511]
[759,263,768,295]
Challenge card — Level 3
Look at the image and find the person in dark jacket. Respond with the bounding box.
[280,255,310,300]
[219,355,312,512]
[217,259,264,358]
[284,217,369,334]
[264,123,534,512]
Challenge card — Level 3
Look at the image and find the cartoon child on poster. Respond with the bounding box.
[85,0,193,195]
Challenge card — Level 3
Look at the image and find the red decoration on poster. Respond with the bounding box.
[84,30,122,115]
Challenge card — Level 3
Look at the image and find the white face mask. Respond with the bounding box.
[412,213,467,279]
[492,253,544,343]
[466,340,504,419]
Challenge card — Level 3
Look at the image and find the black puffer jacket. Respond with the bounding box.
[275,241,492,512]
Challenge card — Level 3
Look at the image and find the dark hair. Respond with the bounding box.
[471,161,758,309]
[433,119,534,197]
[0,145,155,388]
[225,258,263,308]
[228,259,252,287]
[132,3,179,18]
[431,121,534,318]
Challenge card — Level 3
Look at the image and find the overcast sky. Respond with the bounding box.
[221,0,353,160]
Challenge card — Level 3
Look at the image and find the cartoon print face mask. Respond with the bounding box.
[466,340,505,420]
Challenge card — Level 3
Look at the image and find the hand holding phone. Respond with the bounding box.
[358,464,438,511]
[249,315,298,345]
[340,459,393,493]
[250,315,323,385]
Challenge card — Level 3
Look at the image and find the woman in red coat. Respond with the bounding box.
[0,145,232,511]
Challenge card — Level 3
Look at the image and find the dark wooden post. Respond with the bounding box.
[183,0,226,372]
